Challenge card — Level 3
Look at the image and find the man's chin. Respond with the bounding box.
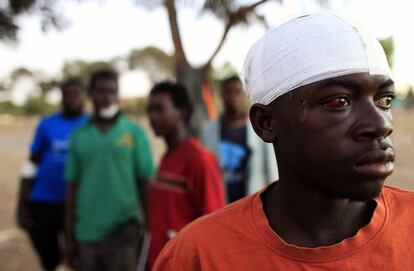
[341,182,385,201]
[64,108,83,116]
[153,129,163,137]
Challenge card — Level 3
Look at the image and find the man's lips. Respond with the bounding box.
[354,149,395,178]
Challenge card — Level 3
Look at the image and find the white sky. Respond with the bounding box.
[1,0,413,99]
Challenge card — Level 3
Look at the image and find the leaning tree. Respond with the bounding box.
[1,0,276,133]
[137,0,276,133]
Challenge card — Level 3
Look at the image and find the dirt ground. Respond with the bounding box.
[0,110,413,271]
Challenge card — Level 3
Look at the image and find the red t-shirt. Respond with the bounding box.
[147,138,225,268]
[154,185,414,270]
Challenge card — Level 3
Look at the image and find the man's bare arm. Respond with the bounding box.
[16,154,41,229]
[137,180,148,220]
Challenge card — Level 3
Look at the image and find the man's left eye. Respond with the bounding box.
[324,97,350,109]
[375,96,394,109]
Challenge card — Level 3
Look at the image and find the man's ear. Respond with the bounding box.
[249,104,275,143]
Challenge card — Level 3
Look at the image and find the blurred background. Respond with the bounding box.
[1,0,413,270]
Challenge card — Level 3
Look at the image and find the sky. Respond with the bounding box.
[1,0,413,101]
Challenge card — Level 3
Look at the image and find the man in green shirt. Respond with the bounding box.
[65,69,154,271]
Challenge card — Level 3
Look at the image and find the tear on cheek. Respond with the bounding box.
[299,99,308,122]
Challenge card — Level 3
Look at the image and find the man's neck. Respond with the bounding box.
[165,125,190,151]
[262,177,376,248]
[222,111,247,129]
[92,112,118,133]
[62,110,83,119]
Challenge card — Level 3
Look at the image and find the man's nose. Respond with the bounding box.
[102,92,115,102]
[352,100,393,141]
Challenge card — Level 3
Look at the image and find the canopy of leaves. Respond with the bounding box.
[0,0,67,40]
[0,96,55,115]
[128,46,173,82]
[38,79,60,92]
[10,67,33,80]
[0,82,6,91]
[138,0,272,25]
[202,0,270,27]
[62,60,114,84]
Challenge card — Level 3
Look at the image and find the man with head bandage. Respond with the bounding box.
[153,12,414,270]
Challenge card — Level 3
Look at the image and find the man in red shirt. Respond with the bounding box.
[146,81,225,268]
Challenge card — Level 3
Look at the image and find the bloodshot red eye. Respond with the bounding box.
[324,97,350,109]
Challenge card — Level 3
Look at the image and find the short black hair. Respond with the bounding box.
[89,69,118,91]
[60,77,83,92]
[150,81,194,124]
[221,75,241,91]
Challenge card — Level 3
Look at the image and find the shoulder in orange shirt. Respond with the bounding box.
[154,185,414,271]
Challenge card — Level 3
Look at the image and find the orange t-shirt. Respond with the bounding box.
[153,185,414,270]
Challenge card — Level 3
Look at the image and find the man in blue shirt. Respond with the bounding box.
[17,77,88,271]
[202,75,277,202]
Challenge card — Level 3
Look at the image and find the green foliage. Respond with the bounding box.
[0,9,19,40]
[128,46,174,82]
[1,0,65,40]
[208,61,238,95]
[120,97,148,117]
[379,37,394,68]
[0,101,24,115]
[0,95,56,116]
[22,95,56,115]
[202,0,273,27]
[211,61,238,81]
[138,0,272,26]
[38,79,60,93]
[0,82,6,91]
[10,67,33,80]
[204,0,241,19]
[62,60,115,85]
[405,87,414,108]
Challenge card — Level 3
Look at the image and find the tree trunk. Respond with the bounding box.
[176,63,209,137]
[165,0,274,136]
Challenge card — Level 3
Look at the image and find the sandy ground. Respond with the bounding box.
[0,111,413,270]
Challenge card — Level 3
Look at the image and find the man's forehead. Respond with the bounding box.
[96,78,117,85]
[243,12,391,106]
[305,73,393,92]
[62,84,84,93]
[149,91,174,105]
[268,73,394,107]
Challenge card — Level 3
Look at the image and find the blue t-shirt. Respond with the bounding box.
[220,121,250,203]
[30,112,88,202]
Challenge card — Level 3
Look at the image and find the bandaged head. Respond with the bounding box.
[243,12,391,105]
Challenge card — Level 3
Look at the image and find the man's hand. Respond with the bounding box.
[17,202,33,230]
[65,234,79,269]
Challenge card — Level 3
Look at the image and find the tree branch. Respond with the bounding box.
[164,0,188,67]
[203,0,272,69]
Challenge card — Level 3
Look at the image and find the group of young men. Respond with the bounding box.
[17,11,414,271]
[17,68,273,269]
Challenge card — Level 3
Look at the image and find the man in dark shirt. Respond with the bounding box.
[202,75,277,202]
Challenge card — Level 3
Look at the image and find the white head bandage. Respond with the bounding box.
[243,12,391,105]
